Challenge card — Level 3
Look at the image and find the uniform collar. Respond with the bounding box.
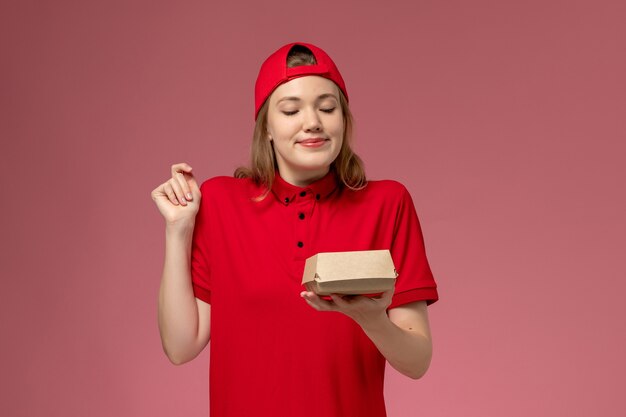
[271,169,339,205]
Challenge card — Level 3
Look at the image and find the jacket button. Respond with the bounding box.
[284,197,290,203]
[315,194,321,200]
[300,191,306,197]
[297,241,304,248]
[299,213,305,220]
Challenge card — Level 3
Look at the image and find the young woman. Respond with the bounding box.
[151,42,439,417]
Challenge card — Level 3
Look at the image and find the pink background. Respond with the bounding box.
[1,0,625,416]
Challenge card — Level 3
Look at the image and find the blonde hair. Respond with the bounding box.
[234,46,367,199]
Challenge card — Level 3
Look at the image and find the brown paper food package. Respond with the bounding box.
[301,249,398,296]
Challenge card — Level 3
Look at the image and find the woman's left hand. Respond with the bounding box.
[300,289,394,327]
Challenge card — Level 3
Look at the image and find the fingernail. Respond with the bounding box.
[187,193,192,200]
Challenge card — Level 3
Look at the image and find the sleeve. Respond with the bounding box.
[190,181,212,304]
[387,184,439,309]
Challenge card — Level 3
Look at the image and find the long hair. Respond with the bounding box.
[234,46,367,199]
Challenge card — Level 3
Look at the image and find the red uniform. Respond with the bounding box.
[191,169,438,417]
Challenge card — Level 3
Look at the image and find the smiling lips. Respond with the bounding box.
[297,138,329,147]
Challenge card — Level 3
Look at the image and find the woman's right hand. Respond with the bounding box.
[151,163,201,226]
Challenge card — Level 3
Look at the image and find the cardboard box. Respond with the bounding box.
[301,249,398,296]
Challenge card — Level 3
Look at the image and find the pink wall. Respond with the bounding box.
[2,0,625,416]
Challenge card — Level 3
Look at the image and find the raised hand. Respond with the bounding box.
[151,162,201,226]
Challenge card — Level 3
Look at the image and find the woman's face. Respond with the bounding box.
[266,75,344,185]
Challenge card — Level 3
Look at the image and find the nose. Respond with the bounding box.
[303,108,322,132]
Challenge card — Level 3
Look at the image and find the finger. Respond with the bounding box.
[381,289,395,301]
[329,293,350,307]
[174,171,193,201]
[302,297,323,311]
[330,293,367,305]
[150,185,163,202]
[171,162,193,177]
[168,178,188,206]
[171,163,195,201]
[187,175,200,194]
[301,292,335,311]
[162,182,179,205]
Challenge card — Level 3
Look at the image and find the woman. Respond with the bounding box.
[151,42,439,417]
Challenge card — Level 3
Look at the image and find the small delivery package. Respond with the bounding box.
[301,249,398,296]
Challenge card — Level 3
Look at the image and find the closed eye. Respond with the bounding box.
[320,107,336,113]
[282,110,298,116]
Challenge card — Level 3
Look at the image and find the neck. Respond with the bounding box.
[279,167,331,187]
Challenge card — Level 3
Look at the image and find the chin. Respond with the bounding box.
[296,158,335,171]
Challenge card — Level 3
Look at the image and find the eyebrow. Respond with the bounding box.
[277,93,338,104]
